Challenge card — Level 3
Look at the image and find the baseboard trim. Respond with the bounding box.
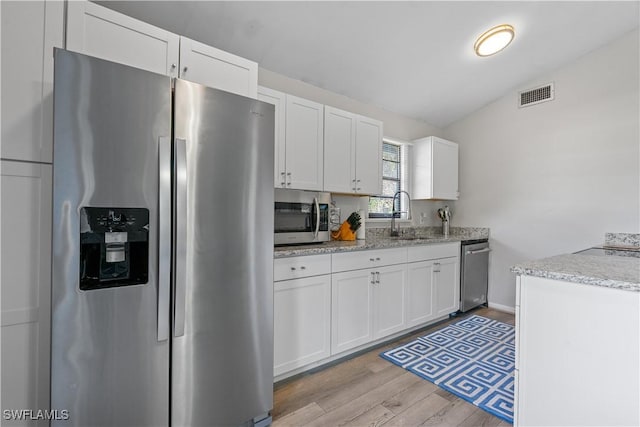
[488,302,516,314]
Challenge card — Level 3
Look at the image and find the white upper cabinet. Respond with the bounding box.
[259,89,324,190]
[323,107,356,193]
[323,106,382,195]
[1,0,64,163]
[411,136,459,200]
[179,37,258,98]
[284,95,324,191]
[66,2,258,99]
[355,116,383,195]
[257,87,287,187]
[66,0,180,77]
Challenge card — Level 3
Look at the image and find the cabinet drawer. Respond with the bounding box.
[408,242,460,263]
[332,248,407,273]
[274,254,331,281]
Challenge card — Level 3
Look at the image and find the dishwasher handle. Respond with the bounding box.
[465,247,491,255]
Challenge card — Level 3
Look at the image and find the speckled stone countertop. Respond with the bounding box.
[605,232,640,248]
[274,227,489,258]
[512,253,640,292]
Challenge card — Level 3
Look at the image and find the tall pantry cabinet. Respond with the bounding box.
[1,0,64,421]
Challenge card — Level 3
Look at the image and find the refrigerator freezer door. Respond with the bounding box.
[51,50,171,426]
[172,79,275,426]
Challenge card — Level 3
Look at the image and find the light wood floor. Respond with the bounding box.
[273,307,514,427]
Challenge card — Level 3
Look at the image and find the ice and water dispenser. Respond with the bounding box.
[79,207,149,290]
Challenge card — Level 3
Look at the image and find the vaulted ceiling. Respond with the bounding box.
[98,1,639,128]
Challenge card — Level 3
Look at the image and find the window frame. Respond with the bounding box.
[368,138,410,220]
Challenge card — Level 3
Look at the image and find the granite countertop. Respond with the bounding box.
[511,250,640,292]
[274,227,489,258]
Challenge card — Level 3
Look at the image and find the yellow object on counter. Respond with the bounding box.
[331,221,356,241]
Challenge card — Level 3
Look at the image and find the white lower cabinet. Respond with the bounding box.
[373,265,407,339]
[331,249,408,355]
[273,255,331,377]
[408,243,461,323]
[330,269,374,355]
[274,243,462,378]
[433,257,460,317]
[274,274,331,376]
[406,260,435,327]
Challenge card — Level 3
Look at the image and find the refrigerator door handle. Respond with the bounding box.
[174,138,188,337]
[158,136,172,341]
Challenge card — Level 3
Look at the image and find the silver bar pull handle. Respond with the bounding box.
[314,197,320,239]
[157,136,171,341]
[466,248,492,255]
[174,138,188,337]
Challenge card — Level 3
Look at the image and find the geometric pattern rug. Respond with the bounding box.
[380,315,515,423]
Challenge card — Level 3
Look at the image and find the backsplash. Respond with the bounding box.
[605,233,640,248]
[330,194,458,228]
[367,226,490,240]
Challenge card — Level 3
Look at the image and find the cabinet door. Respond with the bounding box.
[1,161,52,419]
[66,0,179,77]
[355,116,383,195]
[406,261,435,327]
[1,0,63,163]
[331,270,373,355]
[274,275,331,376]
[179,37,258,98]
[373,264,407,339]
[285,95,324,191]
[258,86,287,188]
[433,257,460,317]
[323,106,356,193]
[432,138,459,200]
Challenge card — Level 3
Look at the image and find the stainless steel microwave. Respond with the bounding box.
[274,189,330,245]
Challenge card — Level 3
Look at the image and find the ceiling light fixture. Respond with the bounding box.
[474,24,515,57]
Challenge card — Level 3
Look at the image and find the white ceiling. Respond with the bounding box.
[98,1,639,128]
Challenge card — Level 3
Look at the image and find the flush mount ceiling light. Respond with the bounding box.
[474,24,515,57]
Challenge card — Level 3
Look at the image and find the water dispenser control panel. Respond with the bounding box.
[79,207,149,290]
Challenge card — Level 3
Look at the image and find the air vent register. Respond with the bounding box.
[519,83,555,107]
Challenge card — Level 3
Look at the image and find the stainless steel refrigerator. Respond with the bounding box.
[51,49,274,427]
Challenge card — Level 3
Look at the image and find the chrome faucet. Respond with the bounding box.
[390,190,412,237]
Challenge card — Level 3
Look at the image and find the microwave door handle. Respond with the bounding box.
[314,197,320,239]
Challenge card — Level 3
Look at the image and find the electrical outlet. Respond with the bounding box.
[420,212,427,224]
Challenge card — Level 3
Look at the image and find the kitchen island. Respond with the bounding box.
[511,234,640,427]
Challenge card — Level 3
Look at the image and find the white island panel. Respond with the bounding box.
[516,275,639,426]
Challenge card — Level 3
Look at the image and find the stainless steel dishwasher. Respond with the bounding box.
[460,239,490,312]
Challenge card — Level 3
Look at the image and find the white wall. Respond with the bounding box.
[444,29,640,310]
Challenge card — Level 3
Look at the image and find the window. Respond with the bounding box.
[369,139,409,219]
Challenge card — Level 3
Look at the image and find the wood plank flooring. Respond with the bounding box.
[273,307,514,427]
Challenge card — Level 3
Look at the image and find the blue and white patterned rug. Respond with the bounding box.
[380,315,515,423]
